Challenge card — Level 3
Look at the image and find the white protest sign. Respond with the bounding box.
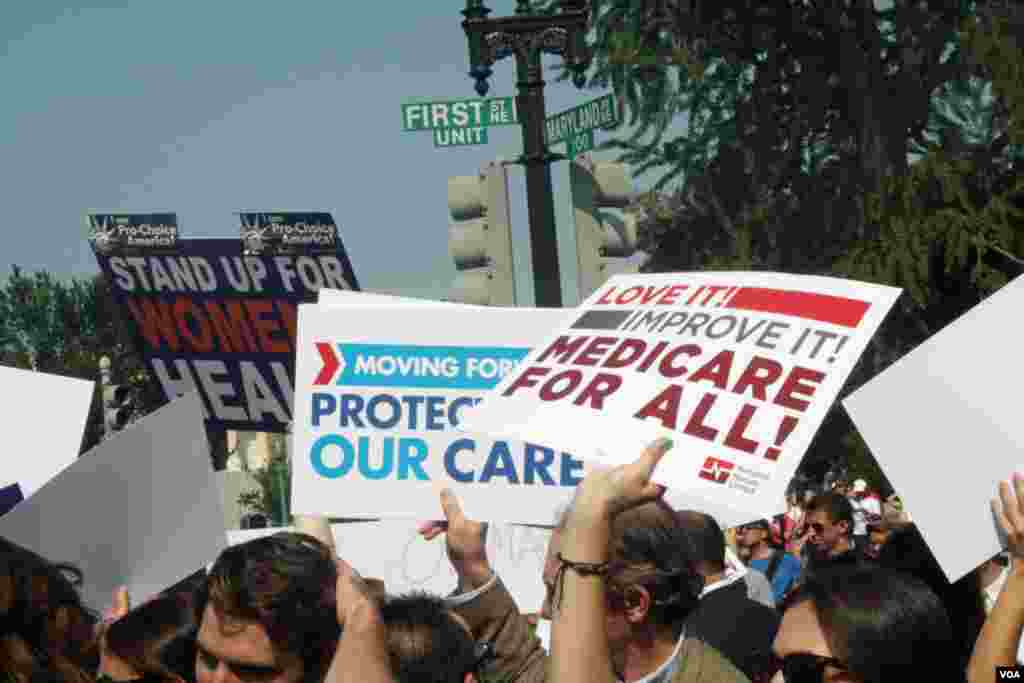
[292,304,587,525]
[0,365,93,500]
[0,392,226,609]
[312,292,771,529]
[844,274,1024,582]
[227,521,551,612]
[460,272,901,523]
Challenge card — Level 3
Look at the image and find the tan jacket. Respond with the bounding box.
[452,578,750,683]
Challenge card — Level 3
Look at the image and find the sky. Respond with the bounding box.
[1,1,681,306]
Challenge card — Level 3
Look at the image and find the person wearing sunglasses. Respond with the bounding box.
[771,567,959,683]
[799,494,866,585]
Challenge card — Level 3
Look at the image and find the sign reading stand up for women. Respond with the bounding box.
[460,272,901,522]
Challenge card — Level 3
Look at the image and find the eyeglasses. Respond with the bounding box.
[775,653,846,683]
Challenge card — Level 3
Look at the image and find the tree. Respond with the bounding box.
[533,0,1024,486]
[236,433,292,526]
[0,267,163,453]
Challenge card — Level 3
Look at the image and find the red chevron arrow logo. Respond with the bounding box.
[314,342,340,385]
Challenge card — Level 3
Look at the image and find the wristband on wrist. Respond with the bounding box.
[552,553,609,613]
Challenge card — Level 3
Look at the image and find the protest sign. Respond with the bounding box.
[844,274,1024,582]
[292,304,591,525]
[311,291,772,528]
[0,365,93,501]
[90,213,360,433]
[0,392,226,609]
[460,272,900,522]
[227,521,551,612]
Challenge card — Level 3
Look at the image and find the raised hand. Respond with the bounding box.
[568,438,673,527]
[418,488,492,590]
[993,473,1024,561]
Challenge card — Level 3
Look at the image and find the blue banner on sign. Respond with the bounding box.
[336,344,529,390]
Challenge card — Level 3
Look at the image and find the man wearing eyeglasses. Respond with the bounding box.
[800,493,866,583]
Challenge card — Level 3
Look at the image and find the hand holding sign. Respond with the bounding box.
[993,473,1024,562]
[418,489,492,590]
[569,438,673,528]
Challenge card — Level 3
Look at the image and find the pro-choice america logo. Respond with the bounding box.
[88,213,178,253]
[313,342,529,390]
[240,212,337,255]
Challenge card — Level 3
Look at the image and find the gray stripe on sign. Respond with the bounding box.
[570,310,634,331]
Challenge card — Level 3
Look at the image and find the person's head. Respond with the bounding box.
[378,592,483,683]
[105,593,197,683]
[551,501,702,674]
[193,532,339,683]
[851,480,868,498]
[832,481,849,497]
[876,524,985,674]
[734,519,773,551]
[804,494,854,559]
[675,510,727,578]
[772,566,956,683]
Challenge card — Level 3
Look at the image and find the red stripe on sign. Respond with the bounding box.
[726,287,870,328]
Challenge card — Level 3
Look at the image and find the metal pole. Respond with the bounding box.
[515,48,563,308]
[99,356,111,440]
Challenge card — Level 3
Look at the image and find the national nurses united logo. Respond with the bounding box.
[698,457,734,484]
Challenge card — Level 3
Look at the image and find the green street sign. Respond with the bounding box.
[402,97,518,132]
[433,127,489,148]
[545,93,619,145]
[566,130,595,157]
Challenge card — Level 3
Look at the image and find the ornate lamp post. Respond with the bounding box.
[461,0,591,308]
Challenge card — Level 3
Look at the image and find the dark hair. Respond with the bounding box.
[0,538,98,683]
[788,566,959,683]
[605,502,703,630]
[194,532,339,683]
[675,510,726,573]
[105,593,197,683]
[876,524,984,678]
[378,592,477,683]
[806,493,854,530]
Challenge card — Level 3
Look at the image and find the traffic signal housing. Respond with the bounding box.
[571,156,639,301]
[447,161,517,306]
[103,384,134,433]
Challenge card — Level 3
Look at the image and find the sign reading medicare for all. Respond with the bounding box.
[307,343,585,487]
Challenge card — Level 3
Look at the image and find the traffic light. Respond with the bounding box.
[103,384,134,433]
[571,156,639,301]
[240,512,269,529]
[447,161,517,306]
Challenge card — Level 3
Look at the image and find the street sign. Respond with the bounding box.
[434,127,490,148]
[545,93,619,145]
[402,97,518,132]
[566,130,595,157]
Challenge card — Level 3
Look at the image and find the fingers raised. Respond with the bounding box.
[439,489,464,525]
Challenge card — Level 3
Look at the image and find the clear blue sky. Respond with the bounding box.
[1,1,681,306]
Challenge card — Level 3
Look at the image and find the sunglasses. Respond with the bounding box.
[474,640,497,672]
[775,652,847,683]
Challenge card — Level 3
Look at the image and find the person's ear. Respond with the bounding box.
[465,672,476,683]
[623,585,651,624]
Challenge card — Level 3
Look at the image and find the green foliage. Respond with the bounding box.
[0,267,163,453]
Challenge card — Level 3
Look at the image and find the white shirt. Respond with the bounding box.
[849,495,881,535]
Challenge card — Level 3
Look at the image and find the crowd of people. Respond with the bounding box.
[3,444,1024,683]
